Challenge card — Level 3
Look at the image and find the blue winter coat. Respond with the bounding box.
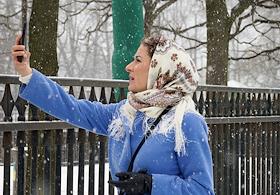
[19,69,215,195]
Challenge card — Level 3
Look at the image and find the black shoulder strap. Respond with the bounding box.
[127,106,172,172]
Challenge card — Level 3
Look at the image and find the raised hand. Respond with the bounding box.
[11,35,32,77]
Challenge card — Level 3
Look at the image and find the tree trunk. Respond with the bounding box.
[144,2,155,37]
[29,0,59,76]
[206,0,230,85]
[27,1,59,195]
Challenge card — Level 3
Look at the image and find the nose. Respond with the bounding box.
[125,61,133,73]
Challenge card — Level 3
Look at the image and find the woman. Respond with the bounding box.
[12,35,215,195]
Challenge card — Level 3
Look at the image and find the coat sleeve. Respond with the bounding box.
[151,113,215,195]
[19,69,122,136]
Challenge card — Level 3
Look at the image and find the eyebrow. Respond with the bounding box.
[134,55,142,60]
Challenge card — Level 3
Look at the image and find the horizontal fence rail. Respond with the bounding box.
[0,74,280,195]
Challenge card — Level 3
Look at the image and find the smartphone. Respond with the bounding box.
[17,22,27,62]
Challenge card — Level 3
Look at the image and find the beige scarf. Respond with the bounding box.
[109,37,199,155]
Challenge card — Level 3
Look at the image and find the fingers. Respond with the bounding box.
[12,50,26,64]
[115,172,131,181]
[15,34,21,45]
[108,180,131,188]
[12,44,25,52]
[12,41,30,65]
[115,172,129,178]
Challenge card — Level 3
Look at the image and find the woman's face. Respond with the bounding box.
[125,44,151,93]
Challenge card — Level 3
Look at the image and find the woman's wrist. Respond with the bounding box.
[20,67,32,77]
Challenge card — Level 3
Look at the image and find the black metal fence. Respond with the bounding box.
[0,74,280,195]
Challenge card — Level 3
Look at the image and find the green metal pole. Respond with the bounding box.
[112,0,144,80]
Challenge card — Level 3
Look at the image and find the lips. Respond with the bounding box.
[129,75,135,81]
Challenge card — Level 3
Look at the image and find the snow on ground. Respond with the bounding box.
[0,163,117,195]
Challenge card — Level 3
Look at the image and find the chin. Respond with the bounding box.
[128,85,145,93]
[128,86,136,93]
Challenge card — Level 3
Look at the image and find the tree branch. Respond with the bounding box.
[230,11,252,39]
[230,0,253,24]
[230,45,280,60]
[154,0,177,18]
[153,25,206,44]
[0,10,21,18]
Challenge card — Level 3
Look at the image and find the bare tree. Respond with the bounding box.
[57,0,112,78]
[147,0,280,86]
[0,0,22,74]
[205,0,280,85]
[143,0,177,36]
[1,0,279,87]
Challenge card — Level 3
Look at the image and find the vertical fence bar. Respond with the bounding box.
[119,88,127,100]
[245,93,251,195]
[3,132,12,195]
[240,93,247,194]
[261,124,266,195]
[66,128,75,195]
[26,104,38,195]
[88,86,97,195]
[224,123,231,195]
[198,91,204,115]
[78,129,86,195]
[44,130,51,195]
[268,123,272,195]
[256,93,262,194]
[229,92,237,194]
[109,88,116,195]
[55,129,62,195]
[30,130,38,195]
[267,94,272,195]
[252,122,258,195]
[15,95,27,195]
[78,86,86,195]
[233,123,239,195]
[277,121,280,193]
[98,136,106,195]
[67,86,75,195]
[257,122,262,194]
[262,94,267,195]
[98,87,107,195]
[212,124,219,195]
[88,133,96,195]
[246,123,251,195]
[16,131,25,195]
[219,123,225,195]
[251,93,257,195]
[205,91,210,117]
[223,92,231,195]
[272,124,277,194]
[0,84,14,195]
[235,92,241,194]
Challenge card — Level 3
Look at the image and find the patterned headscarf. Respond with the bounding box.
[109,36,199,155]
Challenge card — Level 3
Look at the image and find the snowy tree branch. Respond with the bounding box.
[229,46,280,60]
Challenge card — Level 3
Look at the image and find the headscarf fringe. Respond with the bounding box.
[108,117,125,140]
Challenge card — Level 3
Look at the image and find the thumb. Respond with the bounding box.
[26,51,31,58]
[15,34,21,45]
